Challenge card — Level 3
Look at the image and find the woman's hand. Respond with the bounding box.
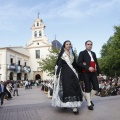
[83,62,86,65]
[56,75,59,79]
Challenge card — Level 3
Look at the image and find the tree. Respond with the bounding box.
[98,25,120,77]
[38,47,60,77]
[38,47,78,77]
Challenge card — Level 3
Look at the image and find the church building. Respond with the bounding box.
[0,16,62,81]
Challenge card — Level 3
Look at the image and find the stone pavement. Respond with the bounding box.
[0,87,120,120]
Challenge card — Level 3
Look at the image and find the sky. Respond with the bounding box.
[0,0,120,57]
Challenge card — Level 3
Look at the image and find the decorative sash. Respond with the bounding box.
[61,52,78,78]
[82,61,96,72]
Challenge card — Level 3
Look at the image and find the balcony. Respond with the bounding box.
[22,66,31,73]
[7,64,31,73]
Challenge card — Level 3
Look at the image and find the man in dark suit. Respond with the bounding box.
[0,81,6,106]
[78,40,102,110]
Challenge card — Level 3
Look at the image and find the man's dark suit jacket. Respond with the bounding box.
[77,50,101,75]
[0,84,6,93]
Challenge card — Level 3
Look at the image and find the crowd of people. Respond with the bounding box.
[39,76,120,102]
[40,80,53,98]
[1,76,120,107]
[97,77,120,97]
[39,76,120,101]
[0,79,54,106]
[1,77,120,107]
[0,80,19,106]
[80,76,120,97]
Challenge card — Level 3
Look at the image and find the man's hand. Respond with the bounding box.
[89,67,95,72]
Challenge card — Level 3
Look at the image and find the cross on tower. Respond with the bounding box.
[38,12,40,18]
[54,34,57,40]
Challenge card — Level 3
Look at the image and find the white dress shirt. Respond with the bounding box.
[87,50,94,61]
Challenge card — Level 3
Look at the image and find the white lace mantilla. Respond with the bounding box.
[52,52,82,108]
[61,52,78,78]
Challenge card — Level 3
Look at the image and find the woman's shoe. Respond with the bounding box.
[73,108,79,115]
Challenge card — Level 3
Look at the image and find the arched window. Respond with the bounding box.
[10,58,13,64]
[37,22,39,26]
[39,31,42,37]
[35,50,40,59]
[17,73,21,80]
[24,73,27,80]
[9,72,13,80]
[34,31,37,37]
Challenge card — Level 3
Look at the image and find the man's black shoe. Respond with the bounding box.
[88,105,94,110]
[91,101,94,106]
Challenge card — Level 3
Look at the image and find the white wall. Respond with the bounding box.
[0,49,7,81]
[0,48,30,81]
[6,51,29,66]
[28,45,50,79]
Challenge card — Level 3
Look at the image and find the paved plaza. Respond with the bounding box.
[0,87,120,120]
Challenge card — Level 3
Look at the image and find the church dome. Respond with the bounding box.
[52,40,62,49]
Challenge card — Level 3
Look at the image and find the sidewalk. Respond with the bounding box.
[0,87,120,120]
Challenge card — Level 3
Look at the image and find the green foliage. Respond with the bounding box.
[38,47,60,76]
[99,25,120,77]
[38,47,78,77]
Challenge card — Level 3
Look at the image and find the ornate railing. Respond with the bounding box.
[7,64,31,73]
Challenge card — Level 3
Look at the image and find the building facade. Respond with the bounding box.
[0,17,53,81]
[0,47,30,81]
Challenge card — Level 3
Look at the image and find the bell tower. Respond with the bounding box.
[31,17,45,39]
[26,14,49,48]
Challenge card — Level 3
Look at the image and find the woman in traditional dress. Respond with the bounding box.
[41,81,45,91]
[47,81,53,98]
[52,40,83,114]
[44,81,49,94]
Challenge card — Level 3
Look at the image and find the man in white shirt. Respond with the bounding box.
[78,40,102,110]
[25,80,29,90]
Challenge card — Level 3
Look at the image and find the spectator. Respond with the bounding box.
[13,81,19,96]
[0,81,7,106]
[25,80,29,90]
[105,82,111,96]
